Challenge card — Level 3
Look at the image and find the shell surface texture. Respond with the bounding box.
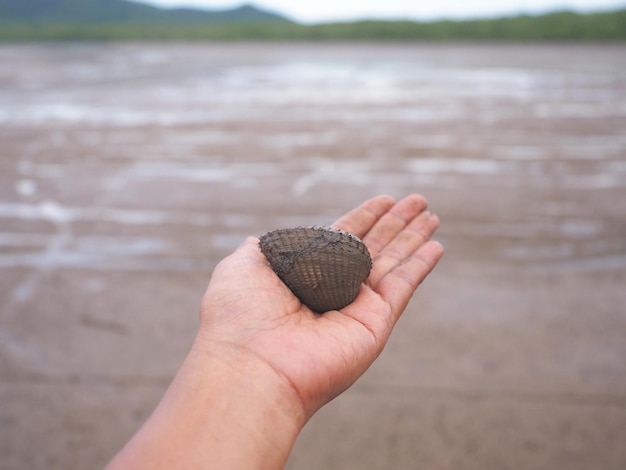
[259,226,372,313]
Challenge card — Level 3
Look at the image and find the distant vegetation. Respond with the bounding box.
[0,0,291,24]
[0,3,625,42]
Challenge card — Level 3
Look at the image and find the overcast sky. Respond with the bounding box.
[137,0,626,23]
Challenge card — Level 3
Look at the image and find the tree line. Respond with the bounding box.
[1,9,624,42]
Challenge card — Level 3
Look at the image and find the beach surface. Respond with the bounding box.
[1,42,626,469]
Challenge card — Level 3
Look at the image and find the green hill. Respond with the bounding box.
[0,0,291,23]
[0,1,624,41]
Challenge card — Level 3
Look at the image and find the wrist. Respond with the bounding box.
[194,328,309,417]
[108,330,307,470]
[177,331,308,467]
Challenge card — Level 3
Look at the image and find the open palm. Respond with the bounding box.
[200,194,444,419]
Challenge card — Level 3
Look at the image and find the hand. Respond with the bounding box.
[106,194,444,469]
[199,194,444,419]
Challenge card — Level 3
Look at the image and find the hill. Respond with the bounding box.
[0,0,291,24]
[0,1,624,41]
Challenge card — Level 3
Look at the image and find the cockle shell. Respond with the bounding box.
[259,226,372,313]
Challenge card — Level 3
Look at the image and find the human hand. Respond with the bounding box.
[106,194,444,470]
[198,194,444,420]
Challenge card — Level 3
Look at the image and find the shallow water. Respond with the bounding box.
[2,43,625,270]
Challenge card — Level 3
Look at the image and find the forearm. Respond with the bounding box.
[106,332,306,469]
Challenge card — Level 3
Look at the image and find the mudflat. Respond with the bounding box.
[1,43,625,469]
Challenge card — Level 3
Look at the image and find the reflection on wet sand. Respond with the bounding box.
[1,43,626,470]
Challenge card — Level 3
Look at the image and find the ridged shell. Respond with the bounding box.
[259,226,372,313]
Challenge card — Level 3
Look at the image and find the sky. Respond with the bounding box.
[137,0,626,23]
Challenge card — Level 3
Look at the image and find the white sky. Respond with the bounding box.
[137,0,626,23]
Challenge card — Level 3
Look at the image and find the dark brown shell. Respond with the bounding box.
[259,226,372,313]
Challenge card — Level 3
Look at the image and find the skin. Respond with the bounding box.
[105,194,444,470]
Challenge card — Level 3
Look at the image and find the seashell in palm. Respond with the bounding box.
[259,226,372,313]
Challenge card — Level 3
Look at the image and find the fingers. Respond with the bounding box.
[367,211,440,288]
[332,195,396,239]
[356,194,443,327]
[377,240,444,320]
[361,194,428,258]
[337,237,443,344]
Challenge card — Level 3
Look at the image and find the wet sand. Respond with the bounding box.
[1,43,626,469]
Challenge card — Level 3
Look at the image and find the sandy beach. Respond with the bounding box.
[1,42,625,469]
